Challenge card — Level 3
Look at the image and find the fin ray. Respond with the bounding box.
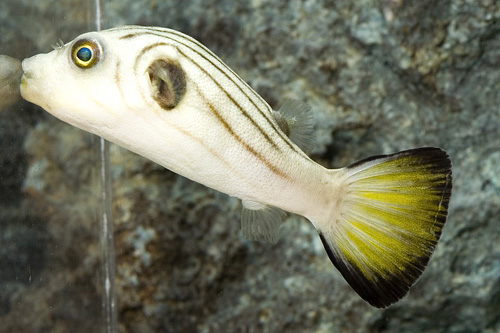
[273,99,315,152]
[241,201,286,244]
[318,147,452,308]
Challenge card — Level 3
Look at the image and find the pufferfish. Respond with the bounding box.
[20,25,452,308]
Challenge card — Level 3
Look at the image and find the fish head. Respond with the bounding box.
[20,28,187,140]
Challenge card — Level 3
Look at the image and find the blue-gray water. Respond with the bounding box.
[0,1,499,332]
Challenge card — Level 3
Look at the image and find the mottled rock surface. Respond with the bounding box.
[0,0,499,332]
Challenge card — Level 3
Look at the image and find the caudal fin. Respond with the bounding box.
[318,147,452,308]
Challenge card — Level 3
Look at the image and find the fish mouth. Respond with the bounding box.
[21,70,32,80]
[20,58,36,101]
[19,55,54,112]
[19,70,41,106]
[20,60,34,82]
[20,73,32,97]
[20,56,38,80]
[20,73,30,86]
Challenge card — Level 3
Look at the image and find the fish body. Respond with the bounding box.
[20,26,452,308]
[21,27,329,218]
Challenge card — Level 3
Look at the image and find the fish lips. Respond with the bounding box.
[20,54,53,111]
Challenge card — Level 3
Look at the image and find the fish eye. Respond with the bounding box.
[71,39,101,69]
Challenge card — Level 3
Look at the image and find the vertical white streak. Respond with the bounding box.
[95,0,102,31]
[100,136,116,333]
[94,0,117,332]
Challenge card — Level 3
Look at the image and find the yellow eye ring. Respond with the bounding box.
[71,39,101,69]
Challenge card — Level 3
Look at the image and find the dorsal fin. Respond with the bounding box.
[272,99,315,153]
[241,200,286,244]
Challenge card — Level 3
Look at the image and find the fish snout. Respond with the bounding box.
[20,55,47,104]
[21,55,41,80]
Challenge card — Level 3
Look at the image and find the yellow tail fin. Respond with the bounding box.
[319,147,452,308]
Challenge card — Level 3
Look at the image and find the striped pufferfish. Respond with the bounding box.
[20,26,452,308]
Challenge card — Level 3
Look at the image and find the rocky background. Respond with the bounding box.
[0,0,499,332]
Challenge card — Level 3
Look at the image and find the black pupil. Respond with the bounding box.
[76,47,92,62]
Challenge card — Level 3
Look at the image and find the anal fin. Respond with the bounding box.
[241,200,286,244]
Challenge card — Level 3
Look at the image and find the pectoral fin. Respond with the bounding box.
[273,99,315,153]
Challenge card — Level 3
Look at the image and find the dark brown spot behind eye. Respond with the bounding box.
[147,59,186,110]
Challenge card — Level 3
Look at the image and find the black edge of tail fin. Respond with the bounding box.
[320,147,452,308]
[319,233,417,308]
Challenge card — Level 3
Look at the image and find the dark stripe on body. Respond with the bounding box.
[133,40,278,151]
[114,59,127,104]
[131,39,288,179]
[176,48,279,151]
[116,26,304,156]
[191,83,287,178]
